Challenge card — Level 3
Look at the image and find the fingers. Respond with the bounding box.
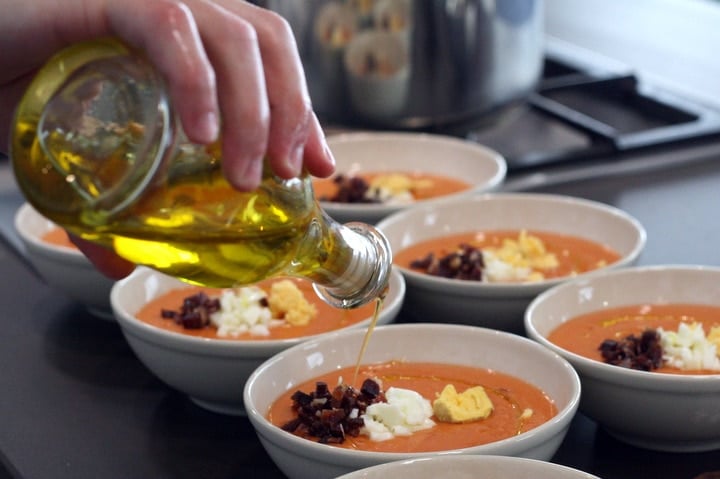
[110,0,335,189]
[106,0,220,145]
[303,112,336,178]
[184,0,270,190]
[69,234,136,280]
[225,3,336,181]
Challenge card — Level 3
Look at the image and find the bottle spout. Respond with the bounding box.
[313,222,393,309]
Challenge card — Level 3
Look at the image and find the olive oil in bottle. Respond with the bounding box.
[11,38,391,309]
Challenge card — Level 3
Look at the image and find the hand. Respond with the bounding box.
[1,0,336,279]
[1,0,335,189]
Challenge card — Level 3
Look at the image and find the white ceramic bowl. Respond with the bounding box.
[336,455,600,479]
[13,202,116,318]
[110,266,405,416]
[244,323,581,479]
[375,193,646,333]
[319,132,507,224]
[525,265,720,452]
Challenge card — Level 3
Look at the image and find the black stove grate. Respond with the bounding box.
[468,56,720,171]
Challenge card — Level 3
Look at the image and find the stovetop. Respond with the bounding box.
[468,46,720,174]
[322,37,720,192]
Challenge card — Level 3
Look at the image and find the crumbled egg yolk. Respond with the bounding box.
[267,279,317,326]
[483,230,558,282]
[367,173,433,204]
[433,384,494,423]
[708,326,720,349]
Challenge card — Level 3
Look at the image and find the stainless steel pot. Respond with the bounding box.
[258,0,544,128]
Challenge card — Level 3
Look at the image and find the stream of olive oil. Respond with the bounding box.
[352,294,386,387]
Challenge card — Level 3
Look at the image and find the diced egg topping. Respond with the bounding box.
[359,382,507,441]
[210,280,316,337]
[267,280,317,327]
[360,387,436,441]
[483,230,559,282]
[432,384,494,423]
[366,174,433,205]
[658,322,720,371]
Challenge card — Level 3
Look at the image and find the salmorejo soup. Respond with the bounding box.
[41,226,77,250]
[313,171,471,205]
[394,229,621,283]
[268,360,558,452]
[548,303,720,374]
[135,277,377,341]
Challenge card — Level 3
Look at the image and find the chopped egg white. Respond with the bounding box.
[209,280,317,337]
[210,286,278,337]
[483,250,535,282]
[361,387,435,441]
[659,322,720,371]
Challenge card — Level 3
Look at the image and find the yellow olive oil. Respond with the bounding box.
[11,38,392,309]
[14,118,355,287]
[352,295,386,387]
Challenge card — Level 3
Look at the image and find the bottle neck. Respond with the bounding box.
[312,221,393,309]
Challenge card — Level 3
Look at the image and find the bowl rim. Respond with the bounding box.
[14,202,86,260]
[319,131,508,214]
[335,454,601,478]
[375,192,647,294]
[524,264,720,387]
[110,266,406,356]
[243,322,582,461]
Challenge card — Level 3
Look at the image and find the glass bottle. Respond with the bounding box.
[10,38,391,309]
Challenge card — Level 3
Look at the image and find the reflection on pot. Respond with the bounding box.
[344,31,410,118]
[312,2,358,108]
[373,0,411,35]
[264,0,543,128]
[311,0,413,121]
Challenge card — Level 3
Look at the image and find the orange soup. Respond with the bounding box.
[394,230,621,281]
[41,227,77,250]
[313,171,471,202]
[136,277,375,340]
[268,361,557,452]
[548,303,720,375]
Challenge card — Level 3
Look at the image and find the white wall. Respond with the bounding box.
[544,0,720,108]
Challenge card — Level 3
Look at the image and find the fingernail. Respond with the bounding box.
[323,140,336,169]
[230,157,263,191]
[196,111,219,143]
[287,142,304,176]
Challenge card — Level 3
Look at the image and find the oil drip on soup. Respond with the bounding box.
[394,230,621,283]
